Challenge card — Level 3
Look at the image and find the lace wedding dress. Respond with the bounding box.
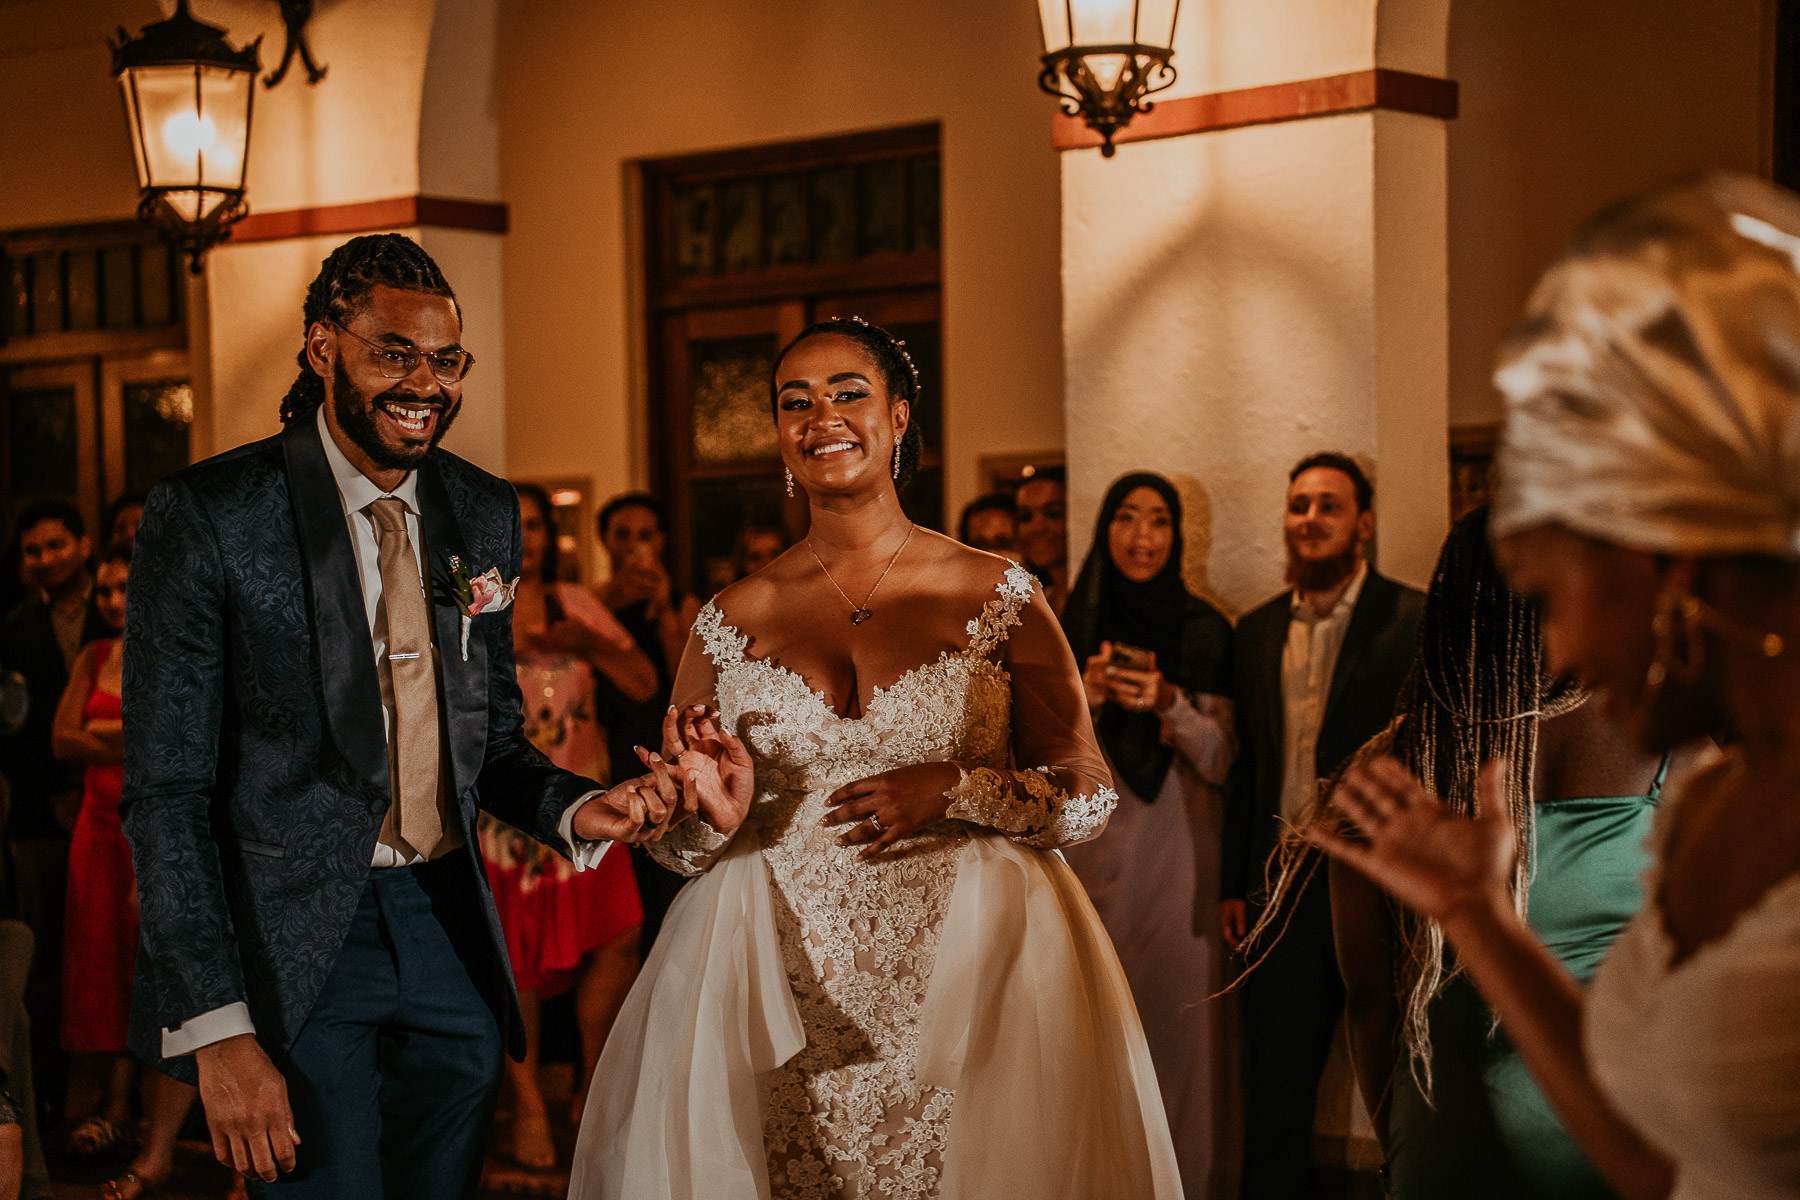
[570,564,1183,1200]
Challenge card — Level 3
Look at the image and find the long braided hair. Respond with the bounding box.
[278,234,459,426]
[1244,507,1583,1093]
[768,317,926,489]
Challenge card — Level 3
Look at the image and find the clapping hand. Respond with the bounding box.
[655,703,754,836]
[1305,757,1517,923]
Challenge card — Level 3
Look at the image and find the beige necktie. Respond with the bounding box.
[369,497,444,859]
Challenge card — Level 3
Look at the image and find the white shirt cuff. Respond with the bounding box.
[162,1002,255,1057]
[559,792,614,871]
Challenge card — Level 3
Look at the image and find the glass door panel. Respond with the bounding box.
[2,362,98,535]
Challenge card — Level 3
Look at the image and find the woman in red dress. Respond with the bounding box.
[54,545,240,1199]
[479,484,658,1169]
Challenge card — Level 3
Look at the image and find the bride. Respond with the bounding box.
[567,317,1182,1199]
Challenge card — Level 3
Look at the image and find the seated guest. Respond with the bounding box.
[1060,473,1237,1197]
[957,491,1017,555]
[1014,468,1069,614]
[593,492,699,953]
[53,546,223,1197]
[0,916,48,1200]
[478,484,656,1168]
[0,499,108,1125]
[731,524,787,581]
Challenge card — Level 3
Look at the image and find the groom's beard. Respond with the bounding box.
[332,357,462,471]
[1285,545,1360,594]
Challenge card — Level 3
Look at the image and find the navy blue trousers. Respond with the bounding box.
[250,853,504,1199]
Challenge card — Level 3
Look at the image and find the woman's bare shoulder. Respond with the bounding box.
[708,547,813,631]
[911,528,1021,591]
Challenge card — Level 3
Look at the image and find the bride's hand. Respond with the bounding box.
[651,704,754,835]
[821,761,963,861]
[1305,757,1517,923]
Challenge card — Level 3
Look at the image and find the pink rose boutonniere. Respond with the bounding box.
[447,554,519,661]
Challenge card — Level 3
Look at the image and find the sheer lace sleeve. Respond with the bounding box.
[944,577,1117,848]
[642,616,735,877]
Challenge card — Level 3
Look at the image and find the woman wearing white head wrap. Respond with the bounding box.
[1308,172,1800,1200]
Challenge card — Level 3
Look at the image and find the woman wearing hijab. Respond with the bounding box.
[1309,172,1800,1200]
[1062,471,1237,1198]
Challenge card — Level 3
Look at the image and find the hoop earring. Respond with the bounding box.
[892,441,901,481]
[784,468,795,498]
[1648,588,1706,689]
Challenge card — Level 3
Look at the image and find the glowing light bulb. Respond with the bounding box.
[162,111,217,161]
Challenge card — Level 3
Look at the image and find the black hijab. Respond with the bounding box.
[1061,473,1232,800]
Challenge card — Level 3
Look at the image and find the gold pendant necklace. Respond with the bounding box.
[808,524,916,626]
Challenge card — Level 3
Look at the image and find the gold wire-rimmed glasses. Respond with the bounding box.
[331,320,475,386]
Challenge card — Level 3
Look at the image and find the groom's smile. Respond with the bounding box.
[313,284,468,486]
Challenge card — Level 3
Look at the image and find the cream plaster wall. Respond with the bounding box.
[1062,0,1450,617]
[494,0,1065,536]
[1,0,509,474]
[1446,0,1769,425]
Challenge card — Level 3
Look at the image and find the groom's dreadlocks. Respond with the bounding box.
[278,234,459,426]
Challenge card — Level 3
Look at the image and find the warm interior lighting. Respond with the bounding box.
[1038,0,1181,157]
[112,0,260,272]
[551,488,583,507]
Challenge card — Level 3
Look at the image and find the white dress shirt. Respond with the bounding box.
[1278,560,1367,823]
[161,408,611,1057]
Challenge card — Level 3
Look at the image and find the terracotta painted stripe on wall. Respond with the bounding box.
[227,195,509,243]
[1052,68,1458,151]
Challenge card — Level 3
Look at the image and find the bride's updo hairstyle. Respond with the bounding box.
[769,316,926,489]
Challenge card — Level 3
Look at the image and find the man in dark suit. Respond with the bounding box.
[0,498,110,1119]
[123,235,646,1196]
[1221,452,1424,1200]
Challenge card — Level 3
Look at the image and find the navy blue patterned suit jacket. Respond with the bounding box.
[121,415,594,1083]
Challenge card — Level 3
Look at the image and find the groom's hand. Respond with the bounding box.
[196,1033,299,1182]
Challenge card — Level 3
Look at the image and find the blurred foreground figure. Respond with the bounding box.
[1309,172,1800,1200]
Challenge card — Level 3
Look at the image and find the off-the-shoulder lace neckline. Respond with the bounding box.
[698,561,1036,723]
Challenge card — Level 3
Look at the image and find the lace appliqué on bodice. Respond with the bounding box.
[647,564,1110,1199]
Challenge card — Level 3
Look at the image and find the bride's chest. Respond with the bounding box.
[716,652,1012,788]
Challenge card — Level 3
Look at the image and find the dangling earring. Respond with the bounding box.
[892,441,901,480]
[784,467,795,498]
[1647,588,1706,690]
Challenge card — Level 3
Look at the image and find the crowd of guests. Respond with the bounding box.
[4,172,1800,1200]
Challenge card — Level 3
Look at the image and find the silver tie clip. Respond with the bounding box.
[389,652,422,661]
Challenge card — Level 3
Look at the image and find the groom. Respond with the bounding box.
[122,235,642,1196]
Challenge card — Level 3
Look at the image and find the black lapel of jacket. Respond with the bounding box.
[280,418,391,796]
[1324,570,1398,724]
[416,457,488,801]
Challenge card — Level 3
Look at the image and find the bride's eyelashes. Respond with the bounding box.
[778,387,871,412]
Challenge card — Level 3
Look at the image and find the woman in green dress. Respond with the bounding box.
[1328,508,1674,1199]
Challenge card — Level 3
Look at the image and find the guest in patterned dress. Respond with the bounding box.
[478,484,658,1169]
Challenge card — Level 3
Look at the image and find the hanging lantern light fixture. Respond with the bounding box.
[112,0,261,273]
[1037,0,1181,157]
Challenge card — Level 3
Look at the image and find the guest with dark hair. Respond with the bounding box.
[1224,452,1424,1200]
[957,492,1018,555]
[1061,472,1238,1197]
[103,495,148,553]
[1015,467,1069,614]
[0,498,107,1129]
[731,524,787,581]
[593,492,701,952]
[478,483,655,1168]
